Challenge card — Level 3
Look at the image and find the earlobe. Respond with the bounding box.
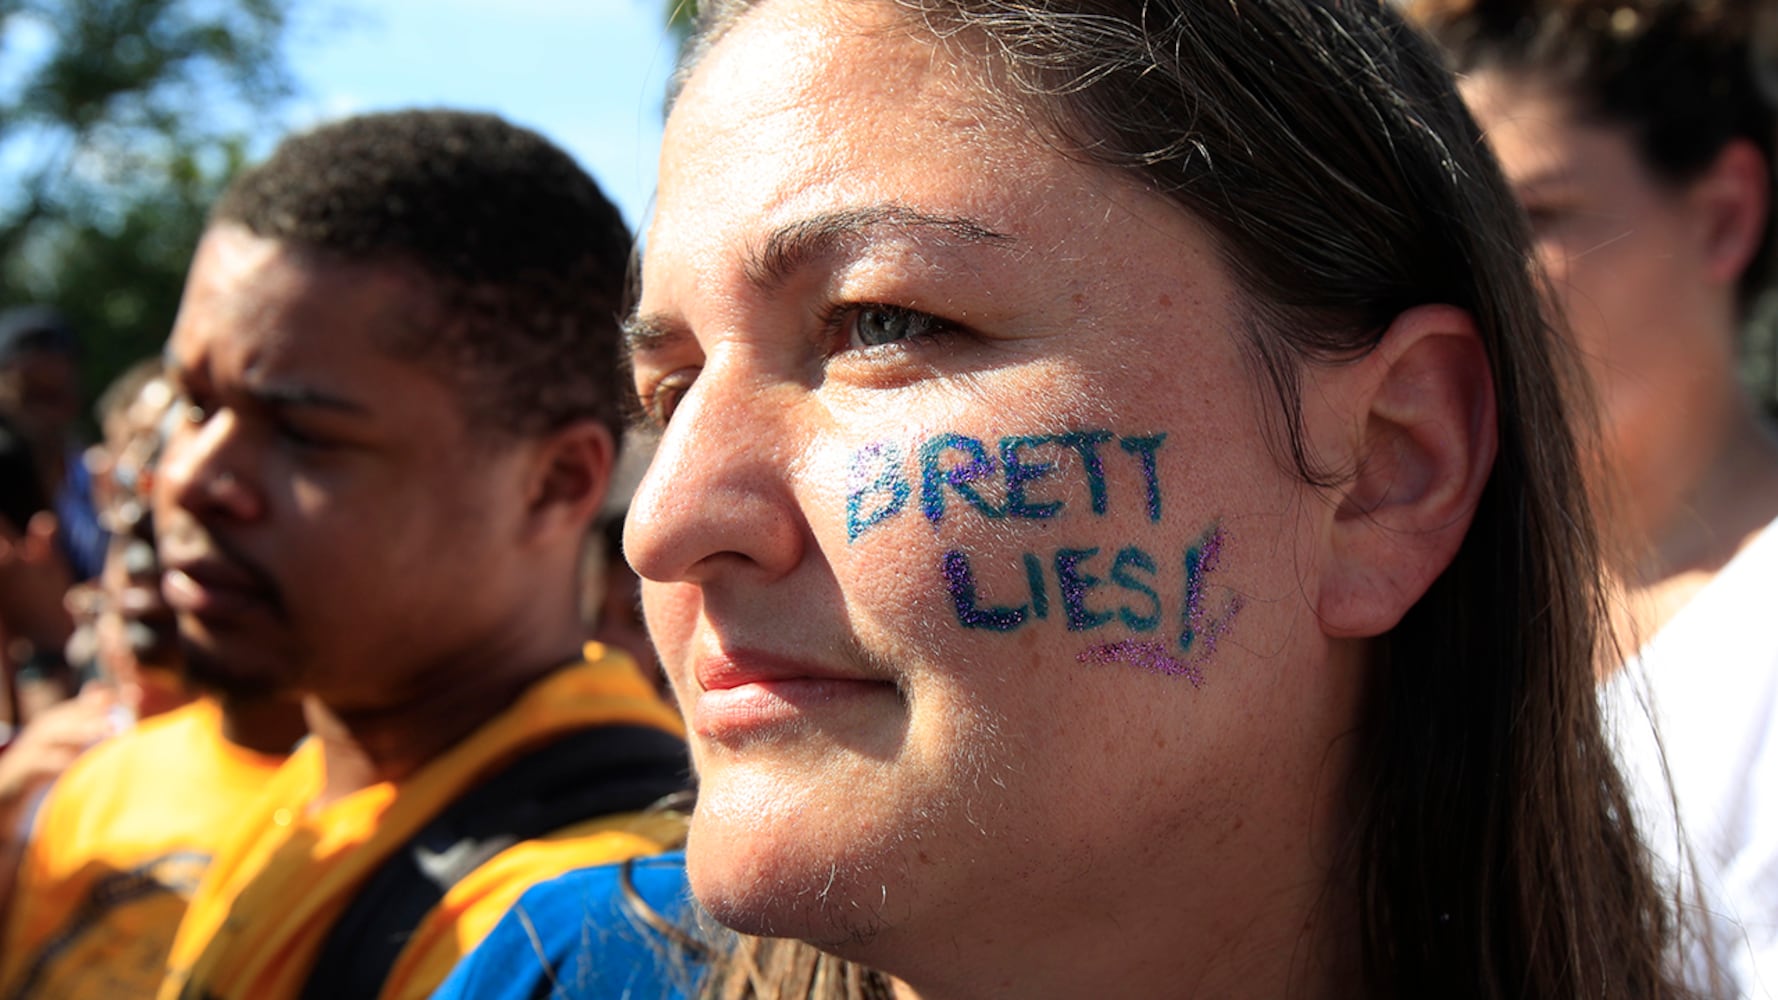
[523,420,616,541]
[1694,139,1769,288]
[1316,305,1498,638]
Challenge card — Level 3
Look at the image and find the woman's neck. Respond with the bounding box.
[1614,391,1778,643]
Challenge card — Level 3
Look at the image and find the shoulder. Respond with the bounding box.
[34,702,200,817]
[432,851,699,1000]
[43,701,280,832]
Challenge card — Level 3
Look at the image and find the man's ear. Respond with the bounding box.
[521,420,616,543]
[1692,139,1769,289]
[1316,304,1497,638]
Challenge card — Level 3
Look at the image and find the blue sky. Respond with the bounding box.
[285,0,682,233]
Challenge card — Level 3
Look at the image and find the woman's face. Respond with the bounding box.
[627,0,1360,977]
[1462,72,1739,506]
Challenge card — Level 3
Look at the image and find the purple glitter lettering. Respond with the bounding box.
[1076,640,1205,688]
[1179,523,1244,663]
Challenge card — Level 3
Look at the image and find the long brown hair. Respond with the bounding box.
[655,1,1687,996]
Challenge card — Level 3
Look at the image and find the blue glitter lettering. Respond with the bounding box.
[845,441,909,542]
[1054,431,1114,514]
[1000,435,1063,519]
[1055,547,1113,631]
[1024,552,1049,620]
[942,550,1027,631]
[1109,546,1161,632]
[1119,434,1167,523]
[920,434,1003,525]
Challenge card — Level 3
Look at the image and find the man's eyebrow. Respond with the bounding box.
[744,204,1015,292]
[248,383,371,415]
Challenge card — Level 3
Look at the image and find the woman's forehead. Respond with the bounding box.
[666,0,996,168]
[654,2,1158,278]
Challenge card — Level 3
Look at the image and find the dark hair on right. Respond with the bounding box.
[654,1,1690,997]
[212,109,635,444]
[1411,0,1778,312]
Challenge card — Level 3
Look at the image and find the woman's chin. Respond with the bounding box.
[684,819,904,948]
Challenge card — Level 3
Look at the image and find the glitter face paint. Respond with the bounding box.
[1053,430,1114,514]
[847,429,1168,542]
[1118,434,1167,523]
[1078,523,1243,684]
[848,441,909,541]
[1109,546,1161,631]
[854,429,1240,680]
[1054,547,1113,631]
[1178,522,1244,660]
[1000,435,1063,519]
[920,434,1003,524]
[943,549,1026,631]
[1077,639,1205,687]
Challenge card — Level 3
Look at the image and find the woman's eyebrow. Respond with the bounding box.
[743,204,1016,293]
[622,311,682,355]
[623,204,1016,359]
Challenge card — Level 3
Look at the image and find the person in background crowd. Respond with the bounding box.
[0,359,298,1000]
[152,109,686,1000]
[441,0,1694,997]
[69,359,195,720]
[582,437,666,696]
[1411,1,1778,993]
[0,308,105,582]
[0,412,48,737]
[0,308,100,718]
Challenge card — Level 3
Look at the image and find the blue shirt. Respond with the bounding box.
[54,446,105,580]
[431,851,702,1000]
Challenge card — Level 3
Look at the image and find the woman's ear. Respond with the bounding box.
[1690,139,1770,289]
[1314,305,1498,638]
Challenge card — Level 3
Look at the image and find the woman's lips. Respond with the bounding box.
[692,651,896,739]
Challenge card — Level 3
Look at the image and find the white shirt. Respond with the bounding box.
[1606,516,1778,998]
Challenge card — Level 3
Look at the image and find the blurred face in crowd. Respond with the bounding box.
[92,374,184,700]
[0,349,81,449]
[625,0,1382,981]
[154,225,543,707]
[1462,73,1744,501]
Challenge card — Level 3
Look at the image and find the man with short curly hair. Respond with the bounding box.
[141,110,684,1000]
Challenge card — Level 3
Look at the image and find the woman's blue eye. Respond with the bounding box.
[852,305,943,347]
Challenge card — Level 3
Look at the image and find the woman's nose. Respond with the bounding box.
[623,359,807,588]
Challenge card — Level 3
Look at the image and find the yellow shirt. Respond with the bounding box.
[0,699,288,1000]
[159,647,686,1000]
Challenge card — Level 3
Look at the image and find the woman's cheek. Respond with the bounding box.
[829,426,1247,685]
[640,581,702,688]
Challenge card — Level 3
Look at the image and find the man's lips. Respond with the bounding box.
[159,551,277,618]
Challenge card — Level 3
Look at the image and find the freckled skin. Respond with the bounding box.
[625,1,1369,996]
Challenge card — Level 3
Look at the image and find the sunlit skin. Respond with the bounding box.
[155,225,605,799]
[625,2,1494,997]
[1464,74,1778,635]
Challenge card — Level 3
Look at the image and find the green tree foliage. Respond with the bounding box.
[0,0,293,418]
[666,0,697,37]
